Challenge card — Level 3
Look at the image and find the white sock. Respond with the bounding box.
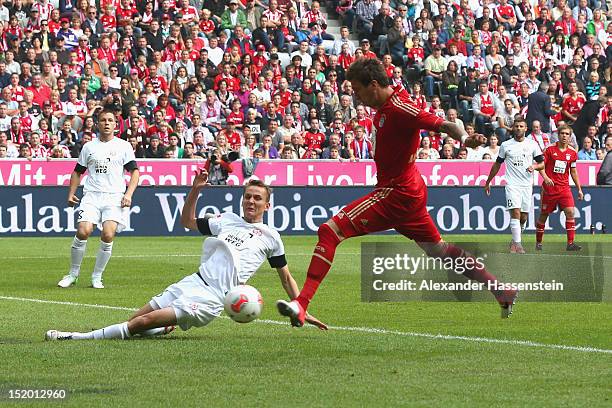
[72,322,131,340]
[92,241,113,280]
[69,237,87,276]
[510,219,521,243]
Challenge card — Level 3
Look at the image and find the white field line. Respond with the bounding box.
[1,295,610,355]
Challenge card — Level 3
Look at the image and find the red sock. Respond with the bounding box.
[296,224,340,311]
[443,243,499,289]
[566,219,576,244]
[536,222,545,244]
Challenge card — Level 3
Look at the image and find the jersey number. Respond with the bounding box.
[507,199,513,208]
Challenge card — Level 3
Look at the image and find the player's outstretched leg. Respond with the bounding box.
[58,223,94,288]
[418,241,518,318]
[277,222,342,327]
[45,308,178,341]
[128,304,176,337]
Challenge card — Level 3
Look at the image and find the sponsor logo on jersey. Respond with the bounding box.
[360,218,368,226]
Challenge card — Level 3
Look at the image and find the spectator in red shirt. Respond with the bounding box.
[561,82,586,124]
[27,74,51,107]
[303,117,325,154]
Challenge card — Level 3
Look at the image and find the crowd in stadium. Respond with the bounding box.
[0,0,610,164]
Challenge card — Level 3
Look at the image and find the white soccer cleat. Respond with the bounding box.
[276,300,306,327]
[57,274,78,288]
[45,330,74,341]
[91,279,105,289]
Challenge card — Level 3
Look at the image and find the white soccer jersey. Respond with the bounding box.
[198,212,285,295]
[78,137,136,193]
[497,138,542,187]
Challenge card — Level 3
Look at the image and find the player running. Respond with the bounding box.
[276,58,519,325]
[534,125,583,251]
[484,118,543,254]
[45,175,327,341]
[57,109,139,289]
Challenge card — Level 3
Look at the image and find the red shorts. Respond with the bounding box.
[332,186,441,243]
[541,188,574,214]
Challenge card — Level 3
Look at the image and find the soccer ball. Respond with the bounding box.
[223,285,263,323]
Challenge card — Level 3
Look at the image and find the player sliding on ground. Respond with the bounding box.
[534,125,583,251]
[276,58,519,325]
[57,108,139,289]
[46,175,327,341]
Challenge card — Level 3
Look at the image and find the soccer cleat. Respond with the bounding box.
[509,241,526,254]
[566,243,582,251]
[276,300,305,328]
[91,279,105,289]
[535,243,543,251]
[496,289,518,319]
[45,330,74,341]
[57,274,78,288]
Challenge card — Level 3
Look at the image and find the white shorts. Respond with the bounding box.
[149,273,224,331]
[505,185,532,212]
[78,192,128,233]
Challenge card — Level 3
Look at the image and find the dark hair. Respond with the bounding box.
[98,108,117,120]
[244,179,272,202]
[513,117,527,126]
[346,58,390,87]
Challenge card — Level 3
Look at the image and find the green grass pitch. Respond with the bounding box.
[0,235,611,407]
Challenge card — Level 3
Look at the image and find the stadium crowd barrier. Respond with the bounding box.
[0,159,604,187]
[1,186,610,236]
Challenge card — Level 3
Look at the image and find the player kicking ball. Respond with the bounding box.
[484,118,543,254]
[57,108,139,289]
[46,174,327,341]
[276,58,519,325]
[534,125,583,251]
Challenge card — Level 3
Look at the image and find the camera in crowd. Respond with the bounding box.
[209,151,240,165]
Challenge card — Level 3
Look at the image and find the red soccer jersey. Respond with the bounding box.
[199,19,216,35]
[224,131,242,151]
[542,143,578,194]
[273,89,292,109]
[373,85,444,188]
[227,111,244,127]
[496,5,515,19]
[406,47,425,64]
[101,15,117,31]
[304,131,325,150]
[357,117,373,136]
[562,94,586,117]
